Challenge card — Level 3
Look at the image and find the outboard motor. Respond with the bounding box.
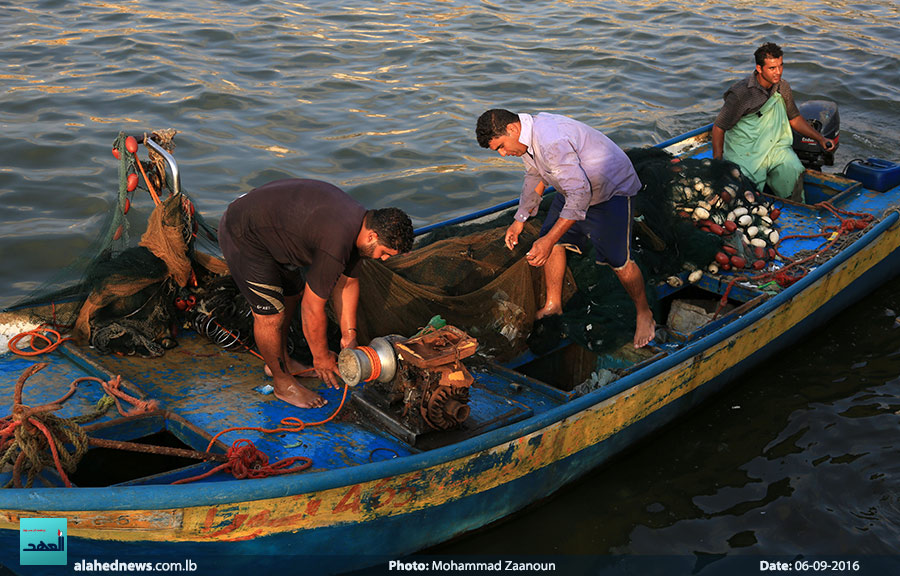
[792,100,839,170]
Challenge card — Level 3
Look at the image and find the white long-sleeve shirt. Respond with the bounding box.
[513,112,641,223]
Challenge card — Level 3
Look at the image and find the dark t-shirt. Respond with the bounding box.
[222,179,366,300]
[714,73,801,131]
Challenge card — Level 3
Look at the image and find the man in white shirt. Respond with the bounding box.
[476,109,656,348]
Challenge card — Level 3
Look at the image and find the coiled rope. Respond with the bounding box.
[714,200,876,318]
[0,363,164,488]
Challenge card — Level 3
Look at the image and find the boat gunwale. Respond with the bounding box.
[3,127,898,512]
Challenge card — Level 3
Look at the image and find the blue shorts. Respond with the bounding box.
[539,193,633,268]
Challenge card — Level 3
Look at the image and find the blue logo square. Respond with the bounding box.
[20,517,67,566]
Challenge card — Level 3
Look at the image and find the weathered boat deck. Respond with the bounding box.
[3,140,897,490]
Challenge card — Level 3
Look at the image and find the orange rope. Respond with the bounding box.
[358,345,382,382]
[134,146,162,206]
[7,308,344,483]
[204,382,349,452]
[8,326,71,356]
[196,317,352,480]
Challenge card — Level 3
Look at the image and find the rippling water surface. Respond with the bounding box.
[1,0,898,569]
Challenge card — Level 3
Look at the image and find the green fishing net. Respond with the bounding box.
[8,136,772,363]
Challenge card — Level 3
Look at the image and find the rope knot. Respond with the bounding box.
[227,439,269,479]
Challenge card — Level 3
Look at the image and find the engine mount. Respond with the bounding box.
[339,325,478,439]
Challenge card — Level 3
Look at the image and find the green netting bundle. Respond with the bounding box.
[8,138,782,364]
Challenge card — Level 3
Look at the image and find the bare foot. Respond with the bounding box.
[272,377,327,409]
[264,357,311,378]
[634,310,656,348]
[535,302,562,320]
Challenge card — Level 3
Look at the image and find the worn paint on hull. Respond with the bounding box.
[2,212,897,558]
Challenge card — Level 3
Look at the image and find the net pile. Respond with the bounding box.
[13,132,228,357]
[665,156,784,273]
[9,138,788,363]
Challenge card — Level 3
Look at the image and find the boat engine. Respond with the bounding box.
[792,100,839,170]
[338,325,478,438]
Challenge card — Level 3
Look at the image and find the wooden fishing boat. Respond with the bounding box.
[2,124,899,575]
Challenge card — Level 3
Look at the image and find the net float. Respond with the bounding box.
[730,255,746,269]
[127,173,139,192]
[724,220,738,233]
[768,230,780,244]
[112,147,120,160]
[715,252,730,265]
[708,223,724,235]
[752,259,766,270]
[770,208,781,220]
[125,136,138,154]
[722,245,738,255]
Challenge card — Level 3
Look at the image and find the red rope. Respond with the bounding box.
[171,439,311,484]
[26,416,73,488]
[712,201,875,318]
[100,375,159,416]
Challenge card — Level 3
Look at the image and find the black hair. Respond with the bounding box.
[754,42,783,67]
[365,208,414,254]
[475,109,520,148]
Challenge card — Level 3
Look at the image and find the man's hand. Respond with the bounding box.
[821,137,836,152]
[340,331,358,350]
[525,236,554,267]
[313,350,342,389]
[505,220,525,251]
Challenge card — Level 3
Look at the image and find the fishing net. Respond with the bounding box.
[10,132,228,357]
[7,134,786,363]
